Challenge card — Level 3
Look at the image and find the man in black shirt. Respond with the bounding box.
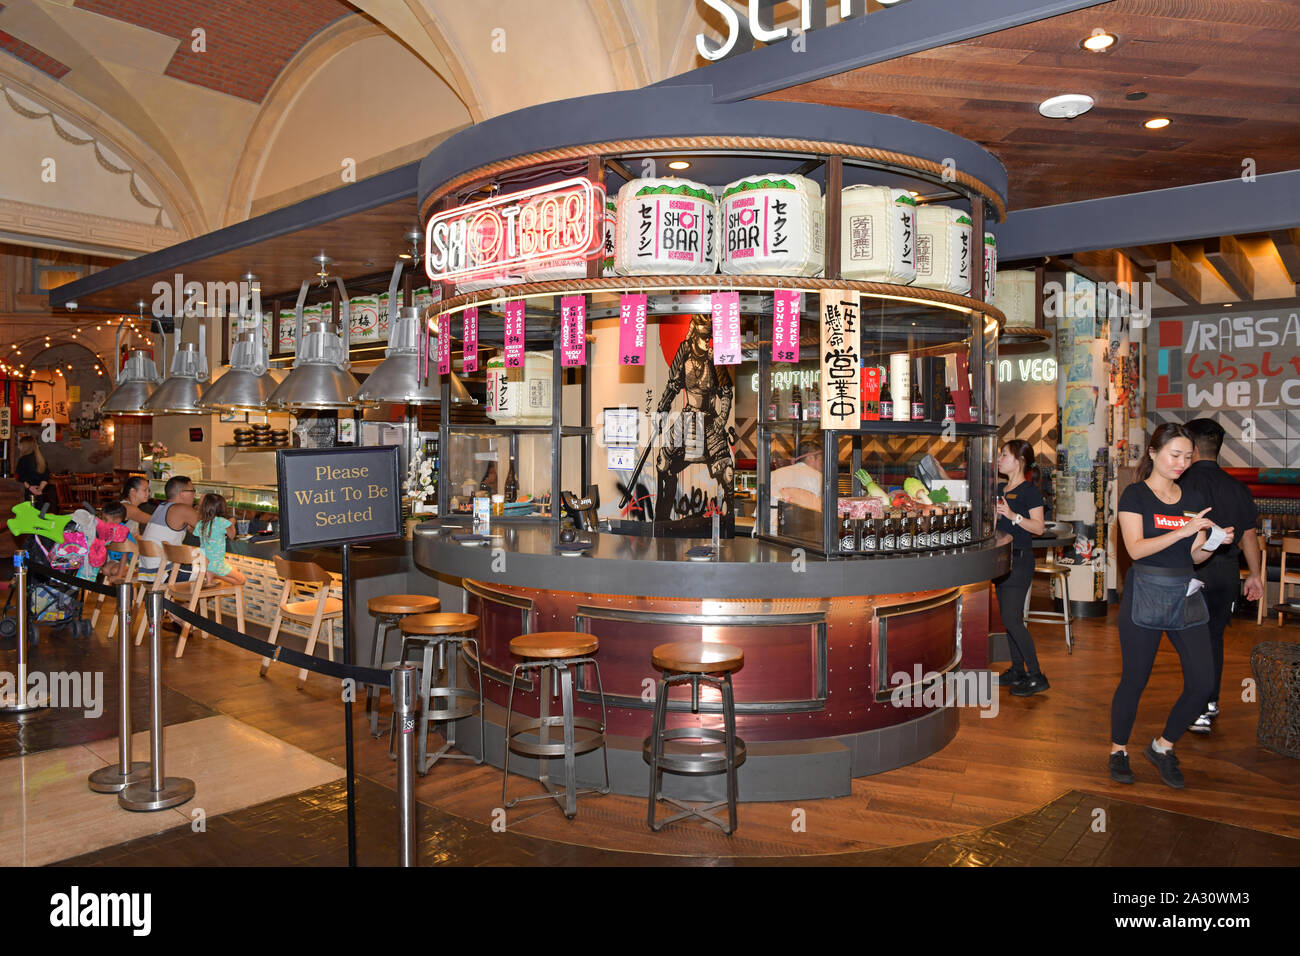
[1177,418,1263,734]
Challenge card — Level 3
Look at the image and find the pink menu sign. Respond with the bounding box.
[618,293,647,366]
[772,289,800,363]
[462,307,478,373]
[711,291,741,365]
[504,300,525,368]
[436,312,450,375]
[560,295,586,367]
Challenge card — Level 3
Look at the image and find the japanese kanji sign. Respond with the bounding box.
[819,292,860,429]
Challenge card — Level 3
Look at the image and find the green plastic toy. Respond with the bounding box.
[7,501,73,543]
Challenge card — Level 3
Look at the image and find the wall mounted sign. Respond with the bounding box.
[462,307,479,373]
[711,291,741,365]
[560,295,586,367]
[1151,312,1300,410]
[504,300,526,369]
[618,293,647,365]
[436,312,451,375]
[277,445,401,550]
[819,291,860,429]
[772,289,800,363]
[424,177,604,284]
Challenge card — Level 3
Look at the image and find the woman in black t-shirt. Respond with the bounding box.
[993,440,1048,695]
[1109,423,1232,790]
[15,434,53,509]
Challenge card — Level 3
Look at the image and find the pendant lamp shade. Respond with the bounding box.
[101,348,161,415]
[200,312,279,410]
[357,306,474,405]
[268,278,366,410]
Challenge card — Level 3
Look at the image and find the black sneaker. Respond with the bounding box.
[1010,672,1050,697]
[1109,751,1135,784]
[998,668,1027,686]
[1143,744,1186,789]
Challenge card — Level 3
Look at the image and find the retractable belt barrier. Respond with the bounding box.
[30,562,388,686]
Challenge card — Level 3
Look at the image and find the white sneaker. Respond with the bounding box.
[1205,701,1220,718]
[1188,713,1212,735]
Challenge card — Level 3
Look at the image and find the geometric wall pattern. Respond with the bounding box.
[1147,408,1300,469]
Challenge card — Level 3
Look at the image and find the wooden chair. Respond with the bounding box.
[161,543,246,659]
[1278,537,1300,626]
[89,539,139,636]
[133,538,172,646]
[258,555,341,689]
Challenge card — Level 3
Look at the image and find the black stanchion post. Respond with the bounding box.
[0,553,39,713]
[119,591,195,812]
[88,581,149,792]
[392,663,418,866]
[342,542,357,868]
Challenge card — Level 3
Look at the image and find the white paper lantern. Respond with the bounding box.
[992,269,1037,327]
[485,351,553,424]
[613,178,718,275]
[839,185,917,284]
[719,173,824,276]
[278,310,297,353]
[914,205,972,295]
[350,295,380,343]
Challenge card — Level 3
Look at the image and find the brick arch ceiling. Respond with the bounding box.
[71,0,358,103]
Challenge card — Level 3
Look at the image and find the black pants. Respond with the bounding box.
[1110,570,1214,746]
[994,549,1039,675]
[1196,555,1239,706]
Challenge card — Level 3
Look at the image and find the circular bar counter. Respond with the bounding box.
[413,522,1010,801]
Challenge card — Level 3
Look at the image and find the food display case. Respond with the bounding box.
[150,478,279,515]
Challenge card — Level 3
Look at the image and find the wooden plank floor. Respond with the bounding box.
[138,584,1300,859]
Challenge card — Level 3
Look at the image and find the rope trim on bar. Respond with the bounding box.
[421,136,1006,221]
[422,275,1006,329]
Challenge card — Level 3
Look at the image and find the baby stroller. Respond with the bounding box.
[18,534,93,641]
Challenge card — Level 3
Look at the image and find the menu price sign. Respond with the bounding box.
[277,446,402,550]
[560,295,587,367]
[436,312,451,375]
[772,290,800,363]
[462,307,479,373]
[504,300,525,368]
[819,291,861,429]
[711,291,741,365]
[619,293,646,365]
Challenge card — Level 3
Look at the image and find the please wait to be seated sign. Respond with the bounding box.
[277,446,402,550]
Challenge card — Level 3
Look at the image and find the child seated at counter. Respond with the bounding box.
[101,502,135,584]
[197,493,246,588]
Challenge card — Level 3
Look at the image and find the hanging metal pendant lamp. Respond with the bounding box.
[199,283,282,410]
[357,259,474,406]
[100,305,163,415]
[141,313,209,415]
[267,277,364,410]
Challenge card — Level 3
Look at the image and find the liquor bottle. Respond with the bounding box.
[504,460,518,503]
[897,511,914,552]
[941,508,955,547]
[880,374,894,420]
[839,512,858,553]
[910,380,925,421]
[790,385,803,421]
[768,397,778,421]
[805,390,820,422]
[957,504,971,544]
[914,511,931,551]
[943,386,956,422]
[859,514,879,553]
[880,511,897,553]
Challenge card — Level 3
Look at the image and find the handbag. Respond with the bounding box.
[1129,565,1210,631]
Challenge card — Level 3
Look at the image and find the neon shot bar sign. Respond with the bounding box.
[424,177,605,284]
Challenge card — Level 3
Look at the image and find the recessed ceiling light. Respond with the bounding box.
[667,160,690,170]
[398,252,412,259]
[1081,29,1116,52]
[1039,94,1095,119]
[1144,117,1171,129]
[1125,90,1147,101]
[1223,303,1233,308]
[908,190,920,197]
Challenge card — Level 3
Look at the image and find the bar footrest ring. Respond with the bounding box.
[642,727,747,775]
[507,715,605,759]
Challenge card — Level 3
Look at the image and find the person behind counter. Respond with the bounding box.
[993,440,1048,696]
[768,439,824,519]
[196,492,245,588]
[1109,424,1232,789]
[16,435,53,508]
[121,475,152,538]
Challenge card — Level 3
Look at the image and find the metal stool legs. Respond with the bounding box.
[1026,566,1074,654]
[395,634,485,773]
[502,658,610,819]
[645,671,747,835]
[366,613,400,737]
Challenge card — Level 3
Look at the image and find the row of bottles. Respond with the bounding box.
[838,504,973,554]
[864,367,959,422]
[767,385,822,422]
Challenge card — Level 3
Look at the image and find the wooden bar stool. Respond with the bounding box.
[645,641,747,835]
[1026,558,1073,653]
[503,631,610,820]
[133,539,170,646]
[259,555,341,689]
[90,539,139,635]
[398,612,483,774]
[365,594,441,737]
[162,543,246,659]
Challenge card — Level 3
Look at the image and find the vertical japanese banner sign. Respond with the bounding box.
[711,291,741,365]
[436,312,451,376]
[619,293,647,365]
[772,290,800,363]
[504,299,525,369]
[819,291,861,429]
[560,295,586,367]
[462,307,479,373]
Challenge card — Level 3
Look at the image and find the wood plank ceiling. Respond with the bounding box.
[762,0,1300,212]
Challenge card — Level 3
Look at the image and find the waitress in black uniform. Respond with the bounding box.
[994,440,1048,696]
[1110,423,1231,789]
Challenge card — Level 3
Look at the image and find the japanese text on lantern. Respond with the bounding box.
[819,291,860,428]
[772,290,800,363]
[504,300,525,368]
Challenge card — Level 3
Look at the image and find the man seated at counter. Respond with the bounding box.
[140,476,199,595]
[769,440,824,527]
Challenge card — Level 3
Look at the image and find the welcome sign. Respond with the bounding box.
[277,446,402,550]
